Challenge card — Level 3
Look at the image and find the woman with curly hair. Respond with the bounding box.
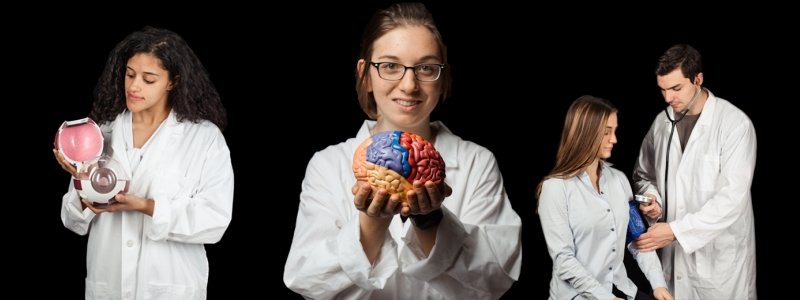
[53,26,233,299]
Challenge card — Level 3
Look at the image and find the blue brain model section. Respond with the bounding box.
[365,130,411,177]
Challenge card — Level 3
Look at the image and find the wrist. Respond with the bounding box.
[410,209,443,230]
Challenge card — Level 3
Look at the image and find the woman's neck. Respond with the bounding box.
[372,119,434,142]
[132,106,169,126]
[585,159,601,193]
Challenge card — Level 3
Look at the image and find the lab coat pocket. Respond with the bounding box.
[695,234,736,286]
[696,154,720,191]
[158,171,200,201]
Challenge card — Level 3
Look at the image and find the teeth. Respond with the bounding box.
[396,100,417,106]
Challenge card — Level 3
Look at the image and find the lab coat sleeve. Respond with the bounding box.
[284,151,398,299]
[632,118,663,221]
[671,119,757,254]
[61,180,96,235]
[539,179,614,300]
[627,242,667,289]
[398,151,521,299]
[146,130,234,244]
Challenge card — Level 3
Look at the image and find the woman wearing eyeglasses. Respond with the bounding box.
[284,2,521,299]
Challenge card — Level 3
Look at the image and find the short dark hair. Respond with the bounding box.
[656,44,703,84]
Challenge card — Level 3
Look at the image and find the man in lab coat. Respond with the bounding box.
[632,44,757,299]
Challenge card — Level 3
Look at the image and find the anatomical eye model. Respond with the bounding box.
[352,130,445,203]
[55,118,130,207]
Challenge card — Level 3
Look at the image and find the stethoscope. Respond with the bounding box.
[661,85,703,220]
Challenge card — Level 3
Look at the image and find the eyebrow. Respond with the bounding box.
[126,66,161,77]
[373,54,442,63]
[661,83,681,91]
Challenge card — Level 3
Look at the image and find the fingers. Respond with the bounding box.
[383,195,401,215]
[407,188,420,214]
[81,199,105,214]
[407,180,450,215]
[424,181,443,208]
[442,182,452,197]
[365,189,388,217]
[53,149,78,176]
[353,184,371,211]
[414,181,431,212]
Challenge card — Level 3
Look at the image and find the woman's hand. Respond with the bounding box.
[82,193,154,216]
[352,181,403,219]
[53,149,78,177]
[653,287,673,300]
[403,180,451,216]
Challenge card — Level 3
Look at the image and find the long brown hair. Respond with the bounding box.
[536,95,618,201]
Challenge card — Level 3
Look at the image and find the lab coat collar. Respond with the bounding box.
[356,120,459,168]
[696,89,718,126]
[107,109,181,179]
[662,88,719,126]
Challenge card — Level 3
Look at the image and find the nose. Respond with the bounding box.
[610,132,617,144]
[663,90,677,103]
[127,78,141,93]
[398,69,419,93]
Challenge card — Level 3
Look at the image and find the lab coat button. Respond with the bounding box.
[677,276,682,280]
[125,291,132,298]
[126,240,134,247]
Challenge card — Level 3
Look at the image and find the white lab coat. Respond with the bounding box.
[61,110,234,300]
[284,120,522,300]
[633,91,757,299]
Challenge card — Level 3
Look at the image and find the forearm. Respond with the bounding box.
[360,213,392,264]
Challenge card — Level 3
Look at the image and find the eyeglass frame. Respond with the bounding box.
[369,61,446,82]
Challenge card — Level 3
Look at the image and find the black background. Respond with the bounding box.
[13,2,790,298]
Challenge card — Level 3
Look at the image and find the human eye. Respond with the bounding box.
[381,63,398,70]
[143,76,157,84]
[416,64,434,75]
[380,63,401,74]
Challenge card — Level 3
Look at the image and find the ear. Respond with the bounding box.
[357,59,371,91]
[694,72,704,86]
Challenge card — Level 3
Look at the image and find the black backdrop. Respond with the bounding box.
[14,2,789,299]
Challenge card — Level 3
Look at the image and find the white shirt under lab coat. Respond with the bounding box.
[284,120,522,300]
[61,110,234,300]
[539,161,667,300]
[633,91,757,299]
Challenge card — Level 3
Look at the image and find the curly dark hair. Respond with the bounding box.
[90,26,227,130]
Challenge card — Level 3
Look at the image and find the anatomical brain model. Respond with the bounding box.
[352,130,445,203]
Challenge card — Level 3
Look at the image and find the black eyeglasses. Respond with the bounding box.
[369,62,445,82]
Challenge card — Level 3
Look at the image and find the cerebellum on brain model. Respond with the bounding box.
[352,130,446,203]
